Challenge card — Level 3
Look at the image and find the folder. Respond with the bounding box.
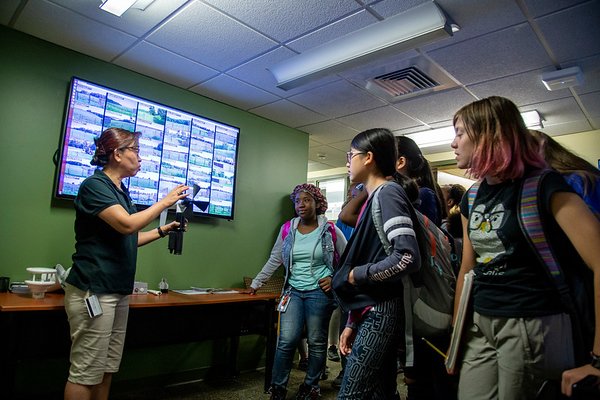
[445,270,474,373]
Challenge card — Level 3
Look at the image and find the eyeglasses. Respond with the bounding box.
[346,151,365,163]
[120,146,140,154]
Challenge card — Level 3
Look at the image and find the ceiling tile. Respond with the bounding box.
[337,106,419,132]
[369,0,431,17]
[308,145,347,168]
[541,120,593,135]
[146,1,277,70]
[45,0,190,37]
[535,1,600,63]
[191,74,280,111]
[301,120,359,144]
[248,99,329,128]
[114,41,219,89]
[580,91,600,118]
[428,23,552,85]
[308,159,338,173]
[3,0,598,175]
[394,88,477,124]
[423,0,526,51]
[289,80,385,118]
[228,46,341,97]
[203,0,362,43]
[520,97,587,128]
[570,55,600,95]
[468,68,571,107]
[523,0,590,18]
[0,0,21,25]
[326,139,358,152]
[15,0,137,61]
[309,138,325,147]
[285,10,378,53]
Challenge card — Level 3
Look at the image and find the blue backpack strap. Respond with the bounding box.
[467,180,481,215]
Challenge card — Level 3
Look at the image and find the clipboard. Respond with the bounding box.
[445,270,474,373]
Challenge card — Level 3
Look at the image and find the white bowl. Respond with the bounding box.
[25,280,60,299]
[25,267,59,299]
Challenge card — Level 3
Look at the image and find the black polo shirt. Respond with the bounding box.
[67,169,138,295]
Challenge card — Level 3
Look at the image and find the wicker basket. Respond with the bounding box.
[243,276,284,294]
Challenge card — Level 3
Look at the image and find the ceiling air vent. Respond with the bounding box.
[367,66,440,101]
[369,67,439,98]
[351,55,459,102]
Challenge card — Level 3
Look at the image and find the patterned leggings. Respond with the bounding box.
[338,297,402,400]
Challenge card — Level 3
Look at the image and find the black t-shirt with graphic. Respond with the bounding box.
[460,171,574,317]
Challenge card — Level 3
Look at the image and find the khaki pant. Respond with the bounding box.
[64,283,129,385]
[458,312,574,400]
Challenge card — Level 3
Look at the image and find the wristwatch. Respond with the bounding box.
[591,352,600,370]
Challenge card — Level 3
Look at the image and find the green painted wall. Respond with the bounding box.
[0,26,305,395]
[0,25,305,286]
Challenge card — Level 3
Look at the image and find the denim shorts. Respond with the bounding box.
[64,283,130,385]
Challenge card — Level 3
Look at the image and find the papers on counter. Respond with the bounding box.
[172,287,240,295]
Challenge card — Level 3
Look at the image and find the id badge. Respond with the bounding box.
[277,293,291,313]
[85,294,104,318]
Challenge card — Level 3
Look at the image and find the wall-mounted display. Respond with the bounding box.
[54,77,240,219]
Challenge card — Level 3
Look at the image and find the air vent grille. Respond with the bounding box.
[370,66,439,97]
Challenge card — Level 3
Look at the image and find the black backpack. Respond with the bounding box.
[371,183,457,340]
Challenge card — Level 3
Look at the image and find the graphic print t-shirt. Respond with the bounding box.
[460,172,573,317]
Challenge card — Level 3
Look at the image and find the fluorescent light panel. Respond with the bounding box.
[407,111,543,148]
[406,126,456,148]
[99,0,137,17]
[269,2,453,90]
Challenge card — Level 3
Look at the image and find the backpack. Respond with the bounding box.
[371,183,457,340]
[467,170,595,366]
[281,219,340,266]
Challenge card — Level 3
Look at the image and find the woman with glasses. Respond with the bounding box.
[63,127,189,400]
[333,128,421,399]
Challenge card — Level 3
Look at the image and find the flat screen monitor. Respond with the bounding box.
[54,77,240,220]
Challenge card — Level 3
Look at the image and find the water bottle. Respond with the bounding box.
[159,278,169,294]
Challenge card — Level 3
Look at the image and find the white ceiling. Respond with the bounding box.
[2,0,599,174]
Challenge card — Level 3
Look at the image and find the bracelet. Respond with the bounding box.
[157,226,167,238]
[591,351,600,369]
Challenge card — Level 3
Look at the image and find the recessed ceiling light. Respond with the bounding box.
[99,0,137,17]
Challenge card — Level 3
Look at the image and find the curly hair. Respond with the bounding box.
[290,183,328,215]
